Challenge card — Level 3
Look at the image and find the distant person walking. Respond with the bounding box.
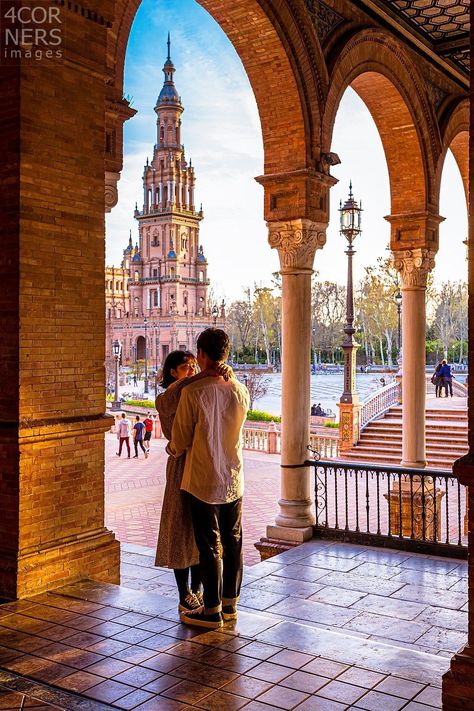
[440,359,454,397]
[133,415,147,458]
[116,413,131,458]
[143,412,154,453]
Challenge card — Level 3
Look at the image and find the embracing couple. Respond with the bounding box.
[155,328,249,628]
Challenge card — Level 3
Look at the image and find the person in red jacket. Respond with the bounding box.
[143,412,154,454]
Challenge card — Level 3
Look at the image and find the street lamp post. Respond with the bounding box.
[111,339,122,411]
[394,289,402,364]
[338,182,362,450]
[144,316,149,395]
[212,304,218,326]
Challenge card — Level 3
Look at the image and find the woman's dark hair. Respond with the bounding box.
[160,350,195,389]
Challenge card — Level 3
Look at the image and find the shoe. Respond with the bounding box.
[193,590,204,607]
[116,453,120,457]
[178,593,202,613]
[145,451,149,459]
[180,609,223,629]
[222,605,238,621]
[133,455,138,458]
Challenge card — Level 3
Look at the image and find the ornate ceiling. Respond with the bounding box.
[378,0,469,74]
[305,0,469,81]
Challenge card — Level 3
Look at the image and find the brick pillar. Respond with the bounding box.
[0,3,120,598]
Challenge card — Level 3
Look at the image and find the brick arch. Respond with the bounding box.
[108,0,328,175]
[436,100,469,205]
[322,29,440,215]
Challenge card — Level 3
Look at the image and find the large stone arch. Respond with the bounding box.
[436,99,469,205]
[322,29,441,216]
[107,0,329,177]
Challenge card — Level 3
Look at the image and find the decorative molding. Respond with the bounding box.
[424,79,447,111]
[268,219,326,271]
[304,0,345,44]
[105,171,120,212]
[393,248,436,288]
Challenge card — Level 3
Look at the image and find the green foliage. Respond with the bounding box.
[324,421,339,428]
[125,399,155,409]
[247,410,281,423]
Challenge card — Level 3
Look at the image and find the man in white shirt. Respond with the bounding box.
[169,328,249,628]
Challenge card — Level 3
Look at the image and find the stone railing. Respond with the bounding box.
[109,407,340,459]
[360,381,401,429]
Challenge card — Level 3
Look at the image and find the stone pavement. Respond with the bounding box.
[105,434,281,567]
[0,540,467,710]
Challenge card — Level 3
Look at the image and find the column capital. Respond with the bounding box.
[256,168,336,224]
[385,211,444,253]
[393,248,436,289]
[268,219,327,273]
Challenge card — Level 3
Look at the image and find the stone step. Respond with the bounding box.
[359,437,467,452]
[342,451,460,468]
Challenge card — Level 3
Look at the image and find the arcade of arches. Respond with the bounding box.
[1,0,471,707]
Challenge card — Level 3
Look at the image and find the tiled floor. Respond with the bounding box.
[0,540,467,710]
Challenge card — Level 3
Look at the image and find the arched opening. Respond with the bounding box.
[136,335,146,361]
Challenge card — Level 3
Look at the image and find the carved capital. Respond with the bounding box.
[268,219,327,272]
[393,248,436,289]
[105,171,120,213]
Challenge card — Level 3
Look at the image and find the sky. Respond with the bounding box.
[105,0,468,301]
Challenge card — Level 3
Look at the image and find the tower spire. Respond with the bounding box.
[167,31,171,61]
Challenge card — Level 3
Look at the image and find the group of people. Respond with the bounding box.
[116,412,154,458]
[431,359,454,397]
[152,328,250,628]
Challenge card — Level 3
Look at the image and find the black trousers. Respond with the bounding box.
[187,494,243,613]
[134,439,146,456]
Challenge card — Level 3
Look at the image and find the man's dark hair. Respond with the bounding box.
[197,328,230,362]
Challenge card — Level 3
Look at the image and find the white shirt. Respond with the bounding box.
[117,418,131,437]
[169,377,249,504]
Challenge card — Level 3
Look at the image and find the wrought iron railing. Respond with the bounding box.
[360,381,400,429]
[308,458,467,557]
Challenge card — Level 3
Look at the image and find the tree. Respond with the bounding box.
[241,371,271,410]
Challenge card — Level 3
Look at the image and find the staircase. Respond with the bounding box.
[343,404,468,469]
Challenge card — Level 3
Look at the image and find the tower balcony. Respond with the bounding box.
[135,205,202,219]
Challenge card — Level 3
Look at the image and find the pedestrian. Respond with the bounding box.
[116,413,131,458]
[169,328,249,629]
[143,412,154,453]
[132,415,147,458]
[133,374,137,387]
[431,362,443,397]
[439,359,454,397]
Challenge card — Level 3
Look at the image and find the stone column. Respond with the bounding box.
[264,220,326,542]
[393,249,435,468]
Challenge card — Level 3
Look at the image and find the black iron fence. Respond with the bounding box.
[308,458,467,558]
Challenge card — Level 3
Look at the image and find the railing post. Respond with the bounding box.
[268,421,278,454]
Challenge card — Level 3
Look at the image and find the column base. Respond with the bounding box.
[0,529,120,600]
[443,649,474,709]
[275,498,315,528]
[401,459,426,469]
[254,525,313,561]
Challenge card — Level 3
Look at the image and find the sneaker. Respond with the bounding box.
[180,609,223,629]
[193,590,204,607]
[178,593,202,613]
[145,451,149,459]
[222,605,238,621]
